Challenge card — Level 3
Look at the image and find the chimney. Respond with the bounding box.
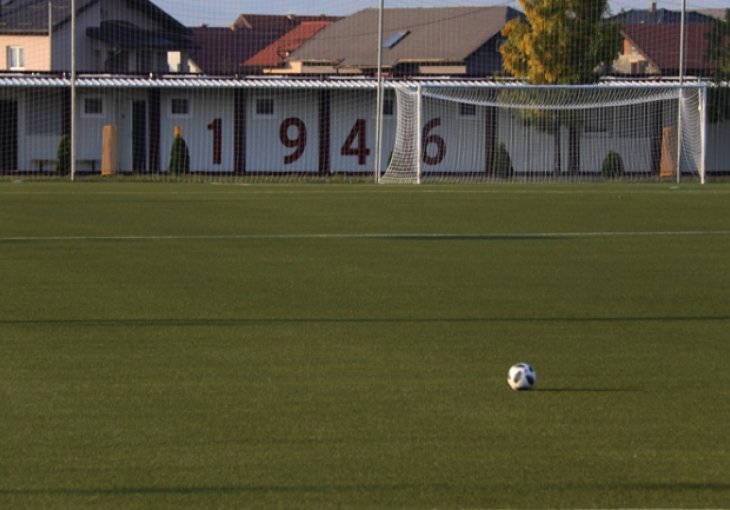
[649,2,656,13]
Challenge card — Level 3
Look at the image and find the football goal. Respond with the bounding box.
[380,82,707,184]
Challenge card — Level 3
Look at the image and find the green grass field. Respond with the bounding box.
[1,182,728,509]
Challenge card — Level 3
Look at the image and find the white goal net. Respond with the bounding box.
[381,83,707,184]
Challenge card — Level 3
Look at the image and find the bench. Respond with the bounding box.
[32,159,100,173]
[32,159,57,172]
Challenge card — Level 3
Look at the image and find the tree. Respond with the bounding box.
[500,0,621,175]
[56,134,70,176]
[491,142,514,178]
[168,132,190,175]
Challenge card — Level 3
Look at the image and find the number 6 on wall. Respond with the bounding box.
[422,118,446,165]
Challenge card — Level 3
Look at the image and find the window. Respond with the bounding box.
[26,91,62,135]
[6,46,24,70]
[169,97,190,117]
[105,50,129,73]
[136,51,153,73]
[82,97,104,117]
[383,31,409,49]
[255,98,274,117]
[584,108,612,135]
[459,103,476,117]
[383,94,394,116]
[631,61,648,75]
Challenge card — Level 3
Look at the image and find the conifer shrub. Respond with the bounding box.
[601,150,625,178]
[168,133,190,175]
[491,142,514,178]
[56,134,70,176]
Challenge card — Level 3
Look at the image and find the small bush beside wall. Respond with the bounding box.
[492,142,514,178]
[56,135,70,176]
[168,134,190,175]
[602,150,625,178]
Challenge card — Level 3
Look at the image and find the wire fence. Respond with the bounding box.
[1,1,728,183]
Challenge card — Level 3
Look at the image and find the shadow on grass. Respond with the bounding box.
[0,482,433,497]
[1,315,728,328]
[536,388,641,392]
[386,234,572,241]
[1,481,727,498]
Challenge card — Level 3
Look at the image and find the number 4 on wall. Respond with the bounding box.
[340,119,370,165]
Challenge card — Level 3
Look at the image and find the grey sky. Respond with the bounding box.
[151,0,730,27]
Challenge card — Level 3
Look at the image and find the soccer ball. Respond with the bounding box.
[507,363,537,391]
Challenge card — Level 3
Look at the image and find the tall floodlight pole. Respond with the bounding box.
[676,0,686,184]
[374,0,385,183]
[70,0,76,180]
[48,0,52,69]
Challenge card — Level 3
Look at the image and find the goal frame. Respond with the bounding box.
[379,80,708,184]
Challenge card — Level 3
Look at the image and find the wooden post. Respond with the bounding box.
[101,124,118,176]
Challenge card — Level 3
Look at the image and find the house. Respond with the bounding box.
[608,6,730,77]
[0,0,193,73]
[610,6,718,25]
[284,6,522,77]
[183,14,339,75]
[697,9,729,22]
[613,23,716,77]
[241,20,336,74]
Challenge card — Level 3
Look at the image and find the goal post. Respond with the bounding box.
[380,82,707,184]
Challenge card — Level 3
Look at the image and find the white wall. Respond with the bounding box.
[160,90,235,172]
[247,90,320,173]
[329,90,395,173]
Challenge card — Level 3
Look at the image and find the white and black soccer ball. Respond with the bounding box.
[507,363,537,391]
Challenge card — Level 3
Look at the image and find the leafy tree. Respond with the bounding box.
[705,9,730,123]
[500,0,621,175]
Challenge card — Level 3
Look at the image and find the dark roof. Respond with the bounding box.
[290,6,521,69]
[243,20,336,69]
[698,9,729,21]
[0,0,187,34]
[610,8,717,25]
[87,20,195,50]
[621,23,716,74]
[189,14,339,75]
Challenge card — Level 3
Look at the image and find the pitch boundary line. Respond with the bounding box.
[1,230,729,242]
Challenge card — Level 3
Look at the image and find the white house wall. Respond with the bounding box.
[420,98,488,174]
[329,90,395,173]
[52,0,171,73]
[110,89,151,172]
[2,82,729,176]
[1,89,63,171]
[247,90,319,173]
[52,3,101,71]
[707,120,730,173]
[160,90,235,172]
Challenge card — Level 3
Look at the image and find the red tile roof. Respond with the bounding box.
[243,21,334,68]
[188,14,339,75]
[621,23,717,74]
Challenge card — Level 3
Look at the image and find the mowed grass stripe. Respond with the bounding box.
[1,182,728,509]
[1,229,729,242]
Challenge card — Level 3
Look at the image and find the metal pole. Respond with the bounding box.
[416,85,422,184]
[48,0,52,70]
[70,0,76,180]
[700,84,707,184]
[676,0,685,184]
[374,0,385,183]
